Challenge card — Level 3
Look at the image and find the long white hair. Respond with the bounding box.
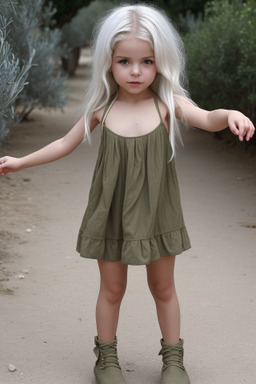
[83,3,192,156]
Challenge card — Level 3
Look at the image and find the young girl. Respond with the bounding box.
[0,4,254,384]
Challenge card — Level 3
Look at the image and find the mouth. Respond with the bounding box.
[128,82,142,86]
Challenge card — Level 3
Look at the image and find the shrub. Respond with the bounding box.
[7,0,68,119]
[0,1,34,140]
[185,0,256,123]
[0,0,67,142]
[60,0,118,75]
[44,0,92,27]
[177,10,202,34]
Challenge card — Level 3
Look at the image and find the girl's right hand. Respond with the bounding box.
[0,156,23,176]
[0,117,89,177]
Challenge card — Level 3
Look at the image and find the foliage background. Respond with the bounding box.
[0,0,68,141]
[185,0,256,127]
[0,0,255,146]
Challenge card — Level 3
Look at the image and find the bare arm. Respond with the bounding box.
[175,99,255,142]
[0,116,93,176]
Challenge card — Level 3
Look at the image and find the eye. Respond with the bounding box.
[119,59,129,65]
[144,59,153,65]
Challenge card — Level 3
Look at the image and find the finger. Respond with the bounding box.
[240,121,248,141]
[245,119,254,141]
[246,121,255,141]
[232,121,245,141]
[0,157,8,167]
[245,123,251,141]
[0,162,5,170]
[239,119,251,141]
[0,157,6,166]
[250,121,255,138]
[229,121,239,136]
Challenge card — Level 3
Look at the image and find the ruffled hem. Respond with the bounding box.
[76,228,191,265]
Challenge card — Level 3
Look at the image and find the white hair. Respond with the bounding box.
[83,3,192,156]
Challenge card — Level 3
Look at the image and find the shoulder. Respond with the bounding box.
[156,96,169,127]
[158,98,168,119]
[90,107,105,132]
[91,94,118,130]
[94,107,105,123]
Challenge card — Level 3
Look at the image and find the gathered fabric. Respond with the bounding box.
[76,94,191,265]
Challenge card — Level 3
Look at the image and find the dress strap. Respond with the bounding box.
[101,92,163,128]
[153,92,164,124]
[100,93,119,128]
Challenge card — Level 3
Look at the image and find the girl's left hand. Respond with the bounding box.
[0,156,23,176]
[228,111,255,142]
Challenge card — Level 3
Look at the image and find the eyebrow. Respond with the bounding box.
[114,55,155,59]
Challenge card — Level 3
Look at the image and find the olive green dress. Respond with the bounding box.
[76,94,191,265]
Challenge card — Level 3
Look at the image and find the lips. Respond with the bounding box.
[129,82,142,85]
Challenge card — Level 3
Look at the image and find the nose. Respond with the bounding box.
[131,63,141,76]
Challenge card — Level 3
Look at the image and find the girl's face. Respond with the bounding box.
[111,34,157,97]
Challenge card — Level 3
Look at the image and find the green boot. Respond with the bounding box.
[93,336,127,384]
[158,338,190,384]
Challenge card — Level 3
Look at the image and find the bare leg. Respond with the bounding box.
[146,255,180,344]
[96,260,128,342]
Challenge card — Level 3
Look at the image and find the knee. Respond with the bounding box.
[104,281,126,305]
[149,280,175,303]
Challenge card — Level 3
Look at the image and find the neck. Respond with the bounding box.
[117,88,154,103]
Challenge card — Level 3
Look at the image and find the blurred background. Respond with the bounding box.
[0,0,255,149]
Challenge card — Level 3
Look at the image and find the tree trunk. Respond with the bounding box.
[61,47,81,76]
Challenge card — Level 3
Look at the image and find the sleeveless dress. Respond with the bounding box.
[76,94,191,265]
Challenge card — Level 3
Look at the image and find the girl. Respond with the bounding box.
[0,4,254,384]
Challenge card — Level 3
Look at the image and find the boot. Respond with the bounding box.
[93,336,127,384]
[158,338,190,384]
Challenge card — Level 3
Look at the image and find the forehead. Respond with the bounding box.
[113,35,154,57]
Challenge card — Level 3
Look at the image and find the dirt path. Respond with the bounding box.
[0,50,256,384]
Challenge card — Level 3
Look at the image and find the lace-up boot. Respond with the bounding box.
[159,338,190,384]
[93,336,127,384]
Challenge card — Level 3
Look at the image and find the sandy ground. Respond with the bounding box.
[0,50,256,384]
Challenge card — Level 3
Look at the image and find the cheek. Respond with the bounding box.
[111,69,122,85]
[112,67,126,80]
[147,67,157,80]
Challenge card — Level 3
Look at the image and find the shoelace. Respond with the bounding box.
[159,345,184,370]
[99,343,121,369]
